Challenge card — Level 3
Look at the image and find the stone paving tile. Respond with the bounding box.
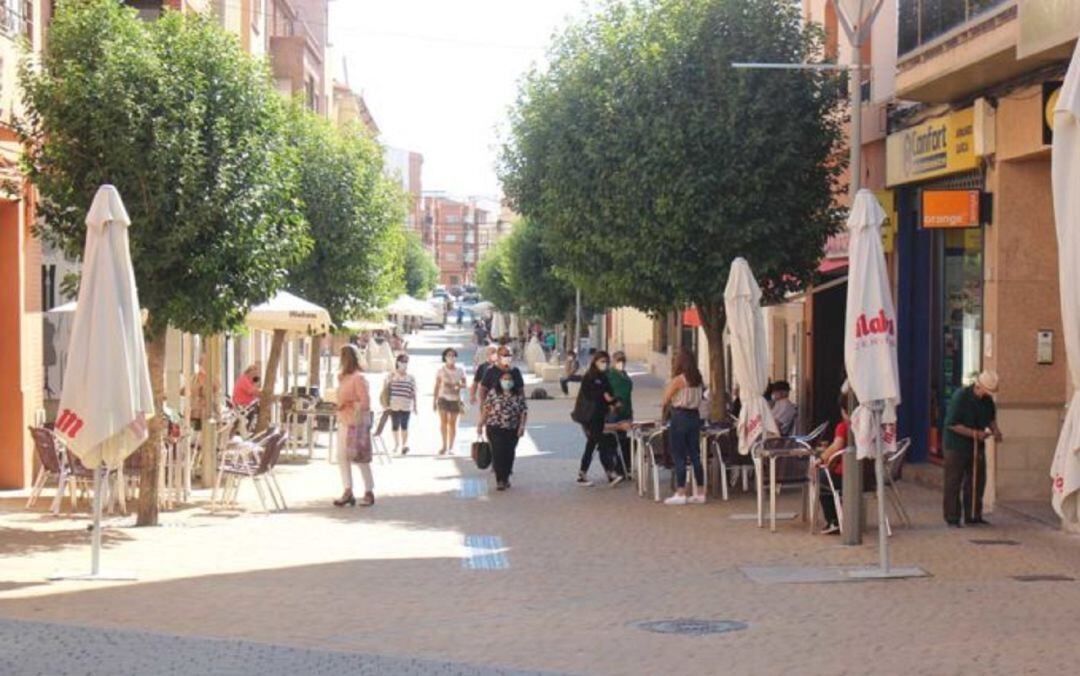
[0,617,566,676]
[2,327,1080,675]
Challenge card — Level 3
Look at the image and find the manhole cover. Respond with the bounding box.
[1013,574,1075,582]
[970,539,1020,546]
[633,619,748,636]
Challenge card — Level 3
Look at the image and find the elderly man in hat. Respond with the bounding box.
[943,371,1004,527]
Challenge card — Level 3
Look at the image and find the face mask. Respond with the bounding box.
[500,356,512,366]
[597,362,609,372]
[615,361,626,371]
[397,362,407,372]
[500,379,514,391]
[446,355,456,365]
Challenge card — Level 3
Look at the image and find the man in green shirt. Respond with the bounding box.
[943,371,1004,527]
[604,351,634,477]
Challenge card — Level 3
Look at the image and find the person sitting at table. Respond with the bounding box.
[770,380,797,436]
[232,363,262,425]
[816,396,851,535]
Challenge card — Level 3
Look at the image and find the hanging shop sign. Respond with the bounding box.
[921,189,983,229]
[886,108,977,187]
[1044,80,1064,145]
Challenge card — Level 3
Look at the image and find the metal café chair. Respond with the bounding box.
[752,436,814,532]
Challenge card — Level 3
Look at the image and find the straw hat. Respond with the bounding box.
[976,371,1000,394]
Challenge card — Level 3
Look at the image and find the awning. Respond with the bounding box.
[818,257,848,274]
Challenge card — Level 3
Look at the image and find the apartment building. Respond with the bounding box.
[422,194,475,287]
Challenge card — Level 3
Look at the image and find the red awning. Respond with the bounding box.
[682,307,702,328]
[818,258,848,274]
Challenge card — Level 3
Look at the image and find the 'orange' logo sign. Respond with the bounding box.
[922,190,981,229]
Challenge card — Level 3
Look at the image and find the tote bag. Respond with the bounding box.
[347,409,373,463]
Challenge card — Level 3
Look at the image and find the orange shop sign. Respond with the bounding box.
[921,190,981,229]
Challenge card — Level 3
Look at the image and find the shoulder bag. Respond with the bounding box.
[347,408,373,463]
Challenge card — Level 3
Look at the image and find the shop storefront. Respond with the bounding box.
[891,107,986,464]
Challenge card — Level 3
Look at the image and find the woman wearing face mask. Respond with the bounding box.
[478,368,528,491]
[479,345,525,403]
[383,354,418,455]
[433,347,466,455]
[575,351,622,487]
[334,345,374,507]
[604,351,634,477]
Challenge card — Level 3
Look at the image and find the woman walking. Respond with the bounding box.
[383,354,418,455]
[334,345,374,507]
[433,347,467,455]
[660,348,706,505]
[575,351,622,487]
[478,368,528,491]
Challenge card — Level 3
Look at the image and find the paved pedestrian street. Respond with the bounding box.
[3,327,1080,675]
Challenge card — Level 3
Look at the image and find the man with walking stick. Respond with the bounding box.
[943,371,1003,527]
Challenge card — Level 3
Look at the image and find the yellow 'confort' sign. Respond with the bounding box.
[886,108,977,187]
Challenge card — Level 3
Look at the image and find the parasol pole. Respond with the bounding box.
[873,402,889,572]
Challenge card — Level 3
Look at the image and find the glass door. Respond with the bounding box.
[929,227,984,462]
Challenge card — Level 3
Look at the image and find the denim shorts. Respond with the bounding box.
[390,410,411,431]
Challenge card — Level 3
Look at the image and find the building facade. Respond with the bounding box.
[0,1,48,489]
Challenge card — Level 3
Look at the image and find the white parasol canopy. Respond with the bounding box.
[470,301,494,316]
[490,312,507,340]
[524,335,546,372]
[344,318,396,332]
[246,290,331,335]
[724,258,777,454]
[1051,40,1080,527]
[844,189,902,419]
[55,185,154,470]
[509,313,521,338]
[385,293,438,320]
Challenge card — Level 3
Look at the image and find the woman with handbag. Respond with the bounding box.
[477,368,528,491]
[660,348,706,505]
[334,345,374,507]
[574,351,622,487]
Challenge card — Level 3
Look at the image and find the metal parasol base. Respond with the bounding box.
[845,566,928,580]
[48,465,137,582]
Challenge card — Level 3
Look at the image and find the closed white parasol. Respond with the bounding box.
[1051,39,1080,528]
[723,258,777,455]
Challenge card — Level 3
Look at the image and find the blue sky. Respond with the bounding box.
[329,0,589,197]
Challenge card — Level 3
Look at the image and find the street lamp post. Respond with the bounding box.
[733,0,884,545]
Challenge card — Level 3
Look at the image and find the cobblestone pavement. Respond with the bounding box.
[2,325,1080,675]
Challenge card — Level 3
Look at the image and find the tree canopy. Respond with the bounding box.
[499,0,846,413]
[403,231,439,299]
[18,0,310,523]
[502,219,576,326]
[21,0,309,338]
[286,110,405,327]
[476,236,516,311]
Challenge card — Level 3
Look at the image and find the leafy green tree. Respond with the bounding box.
[503,219,575,326]
[20,0,309,524]
[500,0,845,417]
[476,236,516,311]
[281,110,405,425]
[403,231,439,298]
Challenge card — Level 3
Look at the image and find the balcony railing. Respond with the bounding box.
[899,0,1009,56]
[0,0,32,41]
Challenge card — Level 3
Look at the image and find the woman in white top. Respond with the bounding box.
[660,347,706,505]
[433,347,467,455]
[383,354,418,455]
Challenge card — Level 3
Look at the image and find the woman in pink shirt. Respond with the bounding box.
[335,345,374,507]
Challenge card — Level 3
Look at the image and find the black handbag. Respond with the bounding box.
[472,439,492,470]
[570,387,596,424]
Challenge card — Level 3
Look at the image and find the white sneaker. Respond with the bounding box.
[576,475,594,487]
[664,494,688,506]
[688,494,706,505]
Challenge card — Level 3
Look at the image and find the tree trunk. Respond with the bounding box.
[256,329,286,432]
[699,302,728,423]
[309,334,323,391]
[136,326,167,527]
